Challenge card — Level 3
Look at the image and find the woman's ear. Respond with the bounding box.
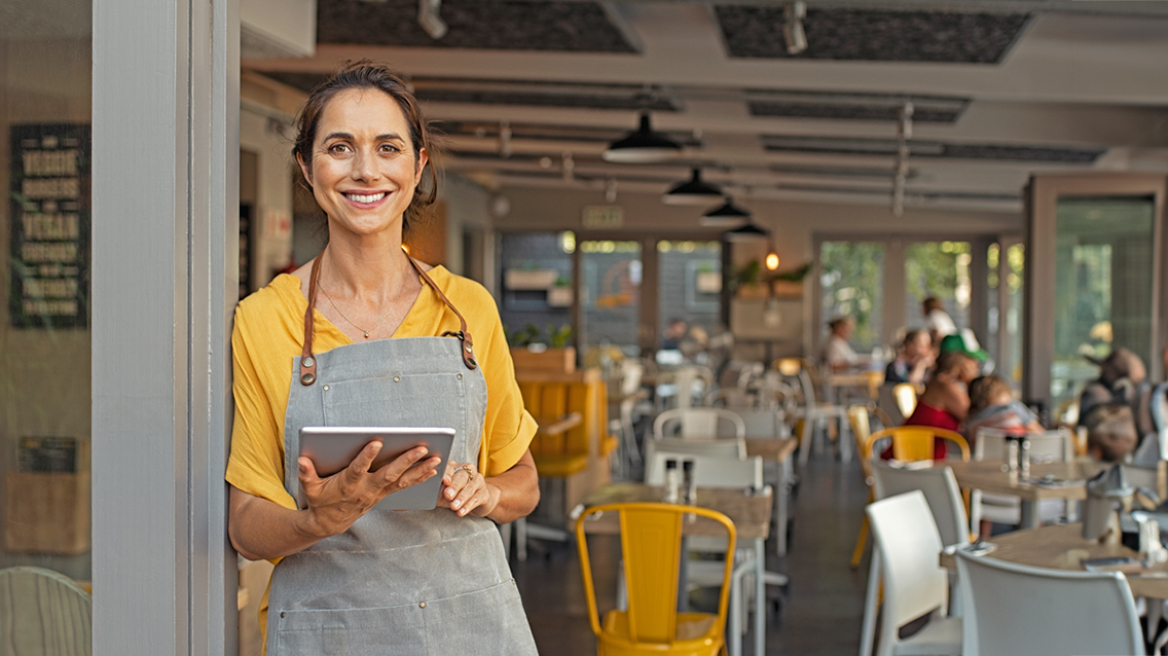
[296,151,313,187]
[414,148,429,186]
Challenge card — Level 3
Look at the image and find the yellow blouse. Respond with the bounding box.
[225,266,536,510]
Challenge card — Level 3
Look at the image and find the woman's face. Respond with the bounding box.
[298,87,427,239]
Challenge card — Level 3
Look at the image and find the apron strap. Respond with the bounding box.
[298,252,478,387]
[407,256,478,371]
[299,256,323,386]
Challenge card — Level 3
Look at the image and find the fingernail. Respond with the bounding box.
[452,500,461,509]
[447,489,455,498]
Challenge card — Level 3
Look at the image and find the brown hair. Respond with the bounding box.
[931,351,974,381]
[923,297,943,313]
[968,374,1012,414]
[902,329,927,348]
[1083,403,1138,462]
[292,60,438,234]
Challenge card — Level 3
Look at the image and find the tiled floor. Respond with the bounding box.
[512,452,871,655]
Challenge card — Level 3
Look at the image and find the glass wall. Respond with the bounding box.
[819,241,884,351]
[1051,196,1156,406]
[987,242,1025,386]
[1,2,93,583]
[579,239,642,361]
[656,240,721,348]
[904,240,972,334]
[498,231,574,347]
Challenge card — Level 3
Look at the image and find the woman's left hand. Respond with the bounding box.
[439,461,500,518]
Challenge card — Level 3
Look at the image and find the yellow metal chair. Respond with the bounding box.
[864,426,970,463]
[576,502,736,656]
[847,405,876,568]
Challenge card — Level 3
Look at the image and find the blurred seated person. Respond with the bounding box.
[923,296,957,344]
[883,351,979,461]
[965,374,1042,442]
[1079,348,1153,436]
[820,316,867,373]
[938,330,993,375]
[884,329,934,386]
[1083,403,1138,463]
[661,318,687,350]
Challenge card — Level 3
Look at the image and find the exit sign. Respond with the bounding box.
[582,205,623,228]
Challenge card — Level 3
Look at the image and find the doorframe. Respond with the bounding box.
[92,0,239,653]
[1023,173,1168,407]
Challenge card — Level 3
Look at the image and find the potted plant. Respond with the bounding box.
[509,323,576,374]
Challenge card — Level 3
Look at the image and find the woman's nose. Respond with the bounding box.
[350,148,379,181]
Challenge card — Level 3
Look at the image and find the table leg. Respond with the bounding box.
[1019,500,1038,530]
[859,552,881,656]
[838,412,853,463]
[798,413,814,466]
[776,459,790,557]
[755,538,766,656]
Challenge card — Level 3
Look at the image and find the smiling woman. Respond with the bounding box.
[226,61,540,655]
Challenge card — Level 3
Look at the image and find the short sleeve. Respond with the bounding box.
[225,304,298,510]
[472,289,536,477]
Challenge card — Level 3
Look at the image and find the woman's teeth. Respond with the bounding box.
[346,192,386,203]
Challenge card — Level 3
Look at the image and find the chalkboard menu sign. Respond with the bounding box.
[9,124,90,328]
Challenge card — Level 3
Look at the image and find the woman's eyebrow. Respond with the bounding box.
[321,131,353,142]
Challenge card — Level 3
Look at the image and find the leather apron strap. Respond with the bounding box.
[299,253,477,386]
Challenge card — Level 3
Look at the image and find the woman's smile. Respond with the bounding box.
[342,190,391,208]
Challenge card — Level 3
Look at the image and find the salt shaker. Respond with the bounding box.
[664,458,680,503]
[1019,438,1031,478]
[1006,439,1020,473]
[682,459,696,505]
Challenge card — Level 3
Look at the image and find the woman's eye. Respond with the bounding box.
[379,143,400,153]
[327,143,351,154]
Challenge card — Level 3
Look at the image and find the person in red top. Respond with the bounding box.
[886,351,979,460]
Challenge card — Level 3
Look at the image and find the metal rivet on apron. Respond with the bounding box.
[302,356,314,368]
[394,376,400,383]
[300,373,314,385]
[419,602,426,608]
[323,384,329,391]
[465,345,473,352]
[280,612,286,618]
[457,373,463,380]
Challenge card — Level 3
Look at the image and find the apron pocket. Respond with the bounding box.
[321,373,467,436]
[420,579,538,656]
[274,605,427,656]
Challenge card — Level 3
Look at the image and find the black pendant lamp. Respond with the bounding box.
[723,221,770,242]
[663,168,722,205]
[700,197,751,227]
[603,113,682,164]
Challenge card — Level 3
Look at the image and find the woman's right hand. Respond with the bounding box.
[297,441,442,538]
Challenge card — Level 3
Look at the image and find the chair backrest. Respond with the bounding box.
[646,436,747,462]
[653,407,746,440]
[576,503,736,644]
[848,405,875,482]
[866,491,950,631]
[893,383,918,417]
[619,359,644,396]
[973,428,1072,463]
[955,551,1142,656]
[0,566,91,656]
[1152,382,1168,461]
[871,462,969,547]
[720,408,785,438]
[646,452,764,489]
[867,426,971,462]
[877,385,906,426]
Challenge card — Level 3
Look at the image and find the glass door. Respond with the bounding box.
[819,241,885,352]
[1025,174,1167,408]
[656,240,721,357]
[904,240,972,337]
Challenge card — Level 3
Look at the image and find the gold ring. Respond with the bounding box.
[454,465,475,479]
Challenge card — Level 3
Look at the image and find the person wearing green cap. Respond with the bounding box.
[939,330,992,371]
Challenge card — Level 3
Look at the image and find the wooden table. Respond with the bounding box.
[746,438,798,556]
[581,483,772,656]
[939,522,1168,600]
[533,412,582,437]
[947,460,1099,529]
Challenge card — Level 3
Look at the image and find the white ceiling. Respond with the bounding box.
[244,0,1168,214]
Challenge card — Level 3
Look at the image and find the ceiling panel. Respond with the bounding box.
[715,6,1030,63]
[316,0,638,52]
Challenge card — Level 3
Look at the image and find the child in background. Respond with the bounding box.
[965,374,1042,444]
[1083,403,1139,463]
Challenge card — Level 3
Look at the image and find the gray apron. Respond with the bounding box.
[267,257,538,656]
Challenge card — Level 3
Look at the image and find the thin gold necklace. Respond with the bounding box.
[318,253,397,339]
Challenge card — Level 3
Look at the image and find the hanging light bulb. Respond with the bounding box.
[766,250,780,271]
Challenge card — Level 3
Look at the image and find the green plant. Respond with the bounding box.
[770,262,814,282]
[730,259,761,291]
[546,324,573,348]
[508,323,543,347]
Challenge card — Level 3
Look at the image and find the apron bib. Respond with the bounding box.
[266,257,538,656]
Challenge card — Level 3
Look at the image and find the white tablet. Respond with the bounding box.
[298,426,456,511]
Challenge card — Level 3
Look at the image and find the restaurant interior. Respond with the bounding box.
[5,0,1168,654]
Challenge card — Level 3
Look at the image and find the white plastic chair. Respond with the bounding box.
[0,566,91,656]
[860,491,962,656]
[871,462,969,549]
[653,407,746,441]
[778,361,850,465]
[954,550,1142,656]
[971,428,1072,530]
[647,436,747,461]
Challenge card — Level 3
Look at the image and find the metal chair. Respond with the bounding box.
[576,502,736,656]
[848,404,877,569]
[653,407,746,441]
[865,426,971,463]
